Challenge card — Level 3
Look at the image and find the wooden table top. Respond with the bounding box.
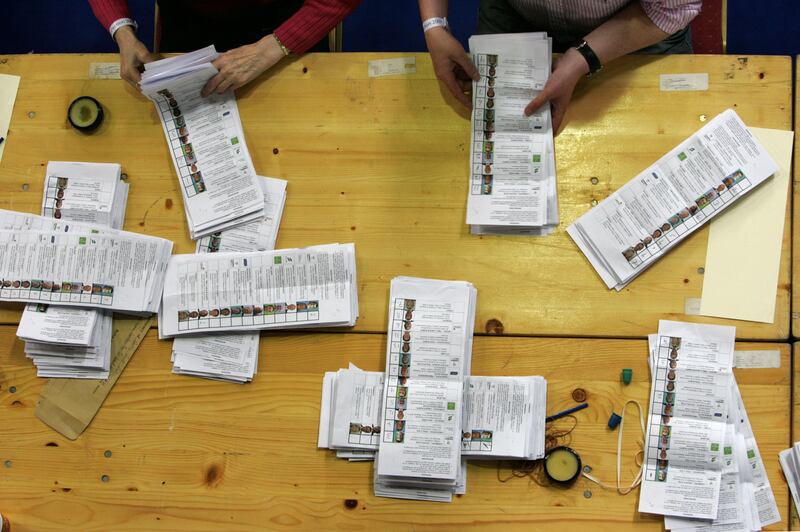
[0,328,789,530]
[792,56,800,339]
[0,53,793,339]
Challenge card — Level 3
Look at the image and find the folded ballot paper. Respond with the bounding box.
[140,46,265,239]
[779,442,800,515]
[0,209,171,315]
[318,368,547,463]
[159,243,358,337]
[170,176,287,383]
[374,277,476,502]
[640,321,780,529]
[568,109,779,290]
[15,161,129,378]
[467,32,558,236]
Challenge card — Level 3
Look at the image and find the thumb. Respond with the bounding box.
[455,52,479,81]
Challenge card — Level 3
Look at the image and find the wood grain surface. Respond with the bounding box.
[0,53,792,338]
[0,328,790,531]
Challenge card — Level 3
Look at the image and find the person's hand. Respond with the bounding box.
[202,34,286,97]
[424,27,479,107]
[114,26,157,88]
[524,47,589,134]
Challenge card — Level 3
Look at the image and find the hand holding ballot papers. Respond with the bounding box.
[141,46,265,239]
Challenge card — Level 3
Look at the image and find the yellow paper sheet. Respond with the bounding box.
[0,73,20,165]
[699,127,794,323]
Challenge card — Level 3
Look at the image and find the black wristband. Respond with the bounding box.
[574,40,602,76]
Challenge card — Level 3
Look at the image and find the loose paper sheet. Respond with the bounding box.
[0,73,20,165]
[700,127,794,323]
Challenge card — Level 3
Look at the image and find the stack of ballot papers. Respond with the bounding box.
[779,443,800,514]
[466,32,558,236]
[14,161,129,378]
[18,306,112,379]
[0,209,172,314]
[461,375,546,460]
[374,277,477,502]
[159,243,358,337]
[140,46,265,239]
[568,109,779,290]
[169,176,287,383]
[318,369,547,463]
[639,320,779,530]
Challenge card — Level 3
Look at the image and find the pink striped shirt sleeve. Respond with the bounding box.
[641,0,702,34]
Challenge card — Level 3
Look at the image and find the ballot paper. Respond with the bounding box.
[568,109,779,290]
[318,370,547,463]
[195,176,287,253]
[159,243,358,337]
[40,162,128,228]
[779,442,800,515]
[140,46,265,239]
[23,308,113,379]
[639,321,735,520]
[641,322,779,529]
[467,32,559,237]
[375,277,477,502]
[171,333,259,383]
[461,376,546,460]
[168,180,286,382]
[0,210,172,314]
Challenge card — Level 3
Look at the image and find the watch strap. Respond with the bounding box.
[575,40,602,76]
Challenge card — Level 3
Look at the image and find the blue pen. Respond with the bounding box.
[546,402,588,423]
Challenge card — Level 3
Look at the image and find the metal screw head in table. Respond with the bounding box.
[590,177,599,185]
[27,111,35,119]
[591,199,598,206]
[583,465,592,474]
[583,490,592,499]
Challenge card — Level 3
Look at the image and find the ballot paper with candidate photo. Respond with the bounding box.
[195,176,287,253]
[0,211,171,314]
[375,277,477,499]
[159,243,358,337]
[141,46,264,239]
[568,109,779,290]
[639,321,735,520]
[466,32,559,236]
[461,375,546,460]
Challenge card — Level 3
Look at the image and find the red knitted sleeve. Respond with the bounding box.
[88,0,132,32]
[273,0,363,54]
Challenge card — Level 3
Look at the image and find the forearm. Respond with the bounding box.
[418,0,448,20]
[583,2,669,65]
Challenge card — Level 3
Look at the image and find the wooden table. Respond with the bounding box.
[0,329,790,530]
[792,56,800,339]
[0,53,793,339]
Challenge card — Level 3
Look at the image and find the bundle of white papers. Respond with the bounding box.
[195,176,287,253]
[779,442,800,515]
[20,306,112,379]
[318,369,547,463]
[159,243,358,337]
[374,277,477,502]
[568,109,779,290]
[169,176,286,383]
[467,32,558,236]
[14,162,130,378]
[171,332,259,383]
[0,209,172,315]
[461,375,546,460]
[639,321,779,529]
[141,46,265,239]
